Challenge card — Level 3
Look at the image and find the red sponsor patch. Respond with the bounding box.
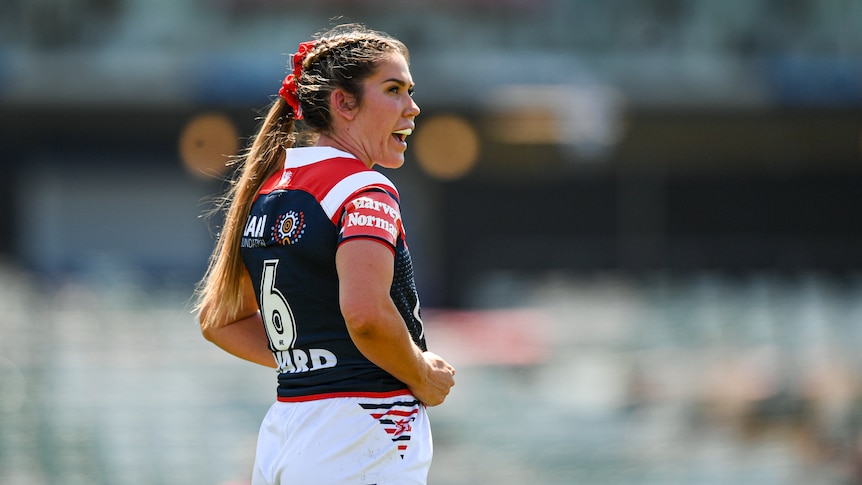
[340,191,402,247]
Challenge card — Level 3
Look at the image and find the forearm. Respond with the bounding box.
[201,311,277,368]
[345,303,427,389]
[337,239,454,405]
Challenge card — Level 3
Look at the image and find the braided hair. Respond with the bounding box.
[297,24,409,132]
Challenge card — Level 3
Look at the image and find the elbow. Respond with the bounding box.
[199,318,216,343]
[200,322,217,343]
[197,306,218,342]
[341,301,385,338]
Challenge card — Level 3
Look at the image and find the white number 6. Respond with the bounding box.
[260,259,297,351]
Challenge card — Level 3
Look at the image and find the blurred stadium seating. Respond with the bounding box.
[1,1,861,483]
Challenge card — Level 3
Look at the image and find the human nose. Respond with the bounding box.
[406,97,420,118]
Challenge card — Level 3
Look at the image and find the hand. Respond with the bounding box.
[409,351,455,407]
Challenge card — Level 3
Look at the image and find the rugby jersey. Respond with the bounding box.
[240,146,427,400]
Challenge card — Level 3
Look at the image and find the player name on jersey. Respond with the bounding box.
[275,348,338,374]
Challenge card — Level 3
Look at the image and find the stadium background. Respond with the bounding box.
[1,1,862,483]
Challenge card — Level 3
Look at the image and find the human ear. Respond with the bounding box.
[330,89,358,121]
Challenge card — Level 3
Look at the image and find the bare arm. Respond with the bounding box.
[198,270,276,368]
[336,239,455,406]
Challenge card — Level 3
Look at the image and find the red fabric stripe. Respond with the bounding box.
[276,389,411,402]
[370,409,418,420]
[260,157,366,196]
[385,409,419,417]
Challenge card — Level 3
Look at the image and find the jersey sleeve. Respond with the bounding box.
[337,189,403,252]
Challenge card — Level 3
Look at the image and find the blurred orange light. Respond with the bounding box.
[413,114,480,180]
[178,112,239,179]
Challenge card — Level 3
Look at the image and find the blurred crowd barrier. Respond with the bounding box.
[1,262,861,484]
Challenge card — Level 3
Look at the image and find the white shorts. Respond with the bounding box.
[251,392,432,485]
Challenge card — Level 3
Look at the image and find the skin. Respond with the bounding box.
[201,52,455,406]
[316,52,420,170]
[199,270,275,369]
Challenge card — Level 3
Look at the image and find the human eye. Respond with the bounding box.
[386,81,414,96]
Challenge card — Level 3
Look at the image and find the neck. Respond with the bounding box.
[315,133,373,168]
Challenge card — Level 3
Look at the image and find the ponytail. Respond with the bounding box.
[195,98,295,329]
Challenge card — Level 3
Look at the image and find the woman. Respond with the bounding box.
[195,24,455,484]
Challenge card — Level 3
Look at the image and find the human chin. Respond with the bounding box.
[376,154,405,169]
[375,141,406,168]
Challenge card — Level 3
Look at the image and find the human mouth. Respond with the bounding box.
[392,128,413,144]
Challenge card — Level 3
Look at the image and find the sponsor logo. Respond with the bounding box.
[242,214,268,248]
[341,194,402,244]
[352,196,400,221]
[244,214,267,238]
[241,238,267,248]
[273,211,306,245]
[346,212,398,240]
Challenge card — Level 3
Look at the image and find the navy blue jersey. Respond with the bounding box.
[240,147,427,400]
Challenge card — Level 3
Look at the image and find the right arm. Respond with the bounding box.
[336,239,455,406]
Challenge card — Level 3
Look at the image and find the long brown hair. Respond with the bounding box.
[196,24,408,329]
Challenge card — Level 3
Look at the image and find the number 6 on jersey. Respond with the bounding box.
[260,259,297,351]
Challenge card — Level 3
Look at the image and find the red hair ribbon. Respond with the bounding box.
[279,40,317,120]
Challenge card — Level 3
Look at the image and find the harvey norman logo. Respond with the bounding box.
[346,196,399,240]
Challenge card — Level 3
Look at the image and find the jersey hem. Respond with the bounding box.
[276,389,413,402]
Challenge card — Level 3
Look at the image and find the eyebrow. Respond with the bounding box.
[383,78,414,89]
